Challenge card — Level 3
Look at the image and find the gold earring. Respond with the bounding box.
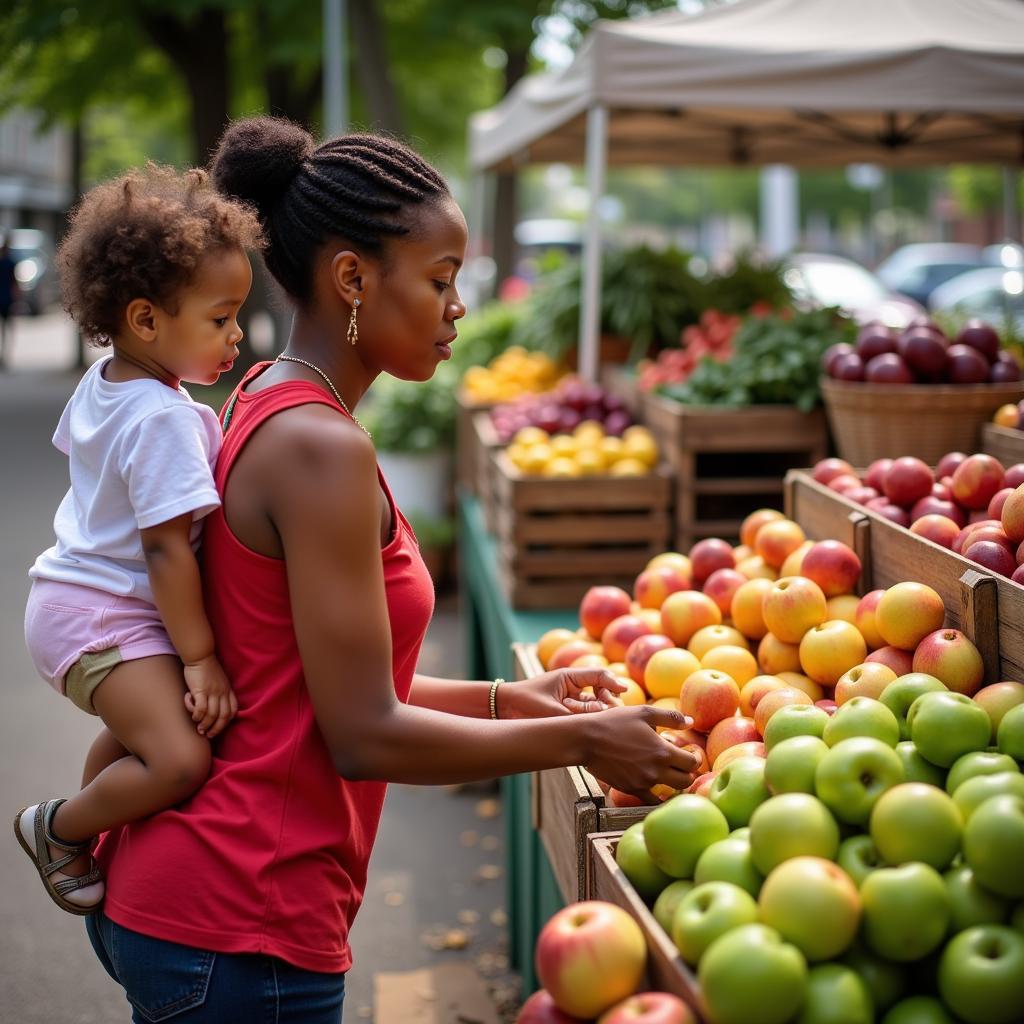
[348,298,360,346]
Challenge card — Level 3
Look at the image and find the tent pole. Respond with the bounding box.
[1004,166,1020,242]
[579,105,608,383]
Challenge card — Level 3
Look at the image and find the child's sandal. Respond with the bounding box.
[14,799,105,916]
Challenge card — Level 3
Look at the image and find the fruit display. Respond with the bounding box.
[822,317,1022,386]
[992,400,1024,432]
[505,423,660,479]
[637,310,741,393]
[810,454,1024,583]
[460,346,566,404]
[491,377,635,445]
[529,509,1024,1023]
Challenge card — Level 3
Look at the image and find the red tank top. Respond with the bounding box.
[95,363,435,973]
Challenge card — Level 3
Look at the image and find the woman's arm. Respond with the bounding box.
[410,674,493,719]
[265,409,696,795]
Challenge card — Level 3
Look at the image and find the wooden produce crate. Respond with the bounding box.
[586,833,704,1017]
[455,392,494,494]
[983,422,1024,468]
[492,456,672,610]
[786,470,1024,682]
[470,412,503,532]
[642,393,828,552]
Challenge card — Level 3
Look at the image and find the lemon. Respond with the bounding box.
[513,426,549,447]
[598,436,625,465]
[550,435,578,457]
[609,457,648,477]
[543,457,582,478]
[575,449,605,475]
[522,444,554,474]
[506,444,531,471]
[623,435,659,468]
[573,420,606,445]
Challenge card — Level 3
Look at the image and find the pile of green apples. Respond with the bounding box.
[616,672,1024,1024]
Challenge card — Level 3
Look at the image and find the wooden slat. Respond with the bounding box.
[692,477,791,496]
[501,545,666,578]
[533,768,601,902]
[497,511,672,545]
[983,422,1024,468]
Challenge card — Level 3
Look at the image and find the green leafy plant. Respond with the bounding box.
[701,251,792,315]
[405,512,456,549]
[661,307,856,412]
[362,366,459,454]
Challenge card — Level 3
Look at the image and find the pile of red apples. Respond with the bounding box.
[823,318,1020,385]
[813,454,1024,583]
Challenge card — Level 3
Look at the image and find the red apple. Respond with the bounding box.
[706,716,761,767]
[956,319,1000,362]
[866,353,914,384]
[800,540,862,597]
[865,459,894,492]
[965,540,1017,577]
[813,458,857,486]
[899,328,948,378]
[937,452,969,479]
[932,480,953,500]
[680,669,742,733]
[910,514,962,549]
[989,487,1016,522]
[822,343,855,376]
[845,486,880,505]
[869,500,912,527]
[857,323,899,362]
[703,568,748,616]
[946,344,990,384]
[866,646,914,676]
[991,360,1021,383]
[597,992,696,1024]
[964,525,1012,549]
[833,353,865,381]
[625,634,676,687]
[828,474,862,494]
[952,455,1005,511]
[602,615,654,663]
[912,628,985,696]
[517,990,585,1024]
[1005,464,1024,489]
[1013,564,1024,585]
[911,496,967,527]
[1001,484,1024,544]
[884,457,934,507]
[690,538,736,587]
[687,771,718,797]
[580,586,633,641]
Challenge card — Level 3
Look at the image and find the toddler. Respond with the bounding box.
[15,164,261,914]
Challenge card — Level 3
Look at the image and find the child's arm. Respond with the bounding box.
[140,512,237,739]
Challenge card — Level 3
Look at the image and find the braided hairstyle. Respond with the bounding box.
[211,117,450,304]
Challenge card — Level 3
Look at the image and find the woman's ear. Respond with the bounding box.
[330,250,366,307]
[124,298,158,343]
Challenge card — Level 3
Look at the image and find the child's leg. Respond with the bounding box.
[81,727,131,789]
[50,655,210,845]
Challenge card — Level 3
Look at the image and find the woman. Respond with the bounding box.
[87,117,698,1023]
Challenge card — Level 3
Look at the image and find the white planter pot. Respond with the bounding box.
[376,450,452,521]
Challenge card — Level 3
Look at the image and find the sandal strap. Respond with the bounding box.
[39,799,91,855]
[52,865,103,897]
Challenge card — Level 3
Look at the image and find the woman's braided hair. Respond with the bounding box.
[211,117,450,303]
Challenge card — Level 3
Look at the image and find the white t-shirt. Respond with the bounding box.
[30,355,222,604]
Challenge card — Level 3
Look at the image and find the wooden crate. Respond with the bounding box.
[983,422,1024,468]
[470,412,502,532]
[492,454,672,610]
[586,833,704,1017]
[786,470,1024,682]
[641,393,829,552]
[456,392,494,494]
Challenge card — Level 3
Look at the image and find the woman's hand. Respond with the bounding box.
[497,668,627,720]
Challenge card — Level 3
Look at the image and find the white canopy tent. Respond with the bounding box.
[468,0,1024,379]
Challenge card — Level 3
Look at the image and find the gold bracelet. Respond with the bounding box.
[489,679,505,720]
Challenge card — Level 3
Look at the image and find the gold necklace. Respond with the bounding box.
[275,355,372,438]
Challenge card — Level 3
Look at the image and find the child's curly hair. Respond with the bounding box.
[57,163,263,345]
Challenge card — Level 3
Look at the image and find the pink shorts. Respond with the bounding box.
[24,579,178,714]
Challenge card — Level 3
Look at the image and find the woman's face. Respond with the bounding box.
[356,196,469,382]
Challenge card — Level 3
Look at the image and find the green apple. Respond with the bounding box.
[615,821,673,901]
[823,696,900,747]
[944,863,1011,933]
[643,793,729,878]
[974,681,1024,740]
[881,995,956,1024]
[945,750,1019,794]
[997,703,1024,760]
[758,856,861,961]
[938,924,1024,1023]
[895,741,947,788]
[908,691,991,767]
[860,863,950,961]
[694,834,764,898]
[652,878,694,935]
[765,735,829,795]
[870,782,962,870]
[953,771,1024,821]
[698,923,808,1024]
[710,756,771,829]
[838,834,885,888]
[962,793,1024,898]
[797,964,872,1024]
[814,737,905,825]
[670,880,758,965]
[764,704,830,751]
[880,673,946,740]
[843,942,906,1013]
[749,793,840,875]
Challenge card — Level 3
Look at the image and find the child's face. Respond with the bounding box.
[154,247,253,386]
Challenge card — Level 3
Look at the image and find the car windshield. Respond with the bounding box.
[795,261,886,308]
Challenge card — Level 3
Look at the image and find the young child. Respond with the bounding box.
[15,164,261,914]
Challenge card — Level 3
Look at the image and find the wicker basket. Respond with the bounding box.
[821,378,1024,466]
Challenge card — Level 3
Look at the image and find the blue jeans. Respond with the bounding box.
[86,912,345,1023]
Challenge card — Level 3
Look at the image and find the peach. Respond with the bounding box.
[828,474,863,494]
[646,552,693,577]
[1000,484,1024,544]
[780,540,814,578]
[703,568,748,616]
[660,725,707,748]
[854,590,886,650]
[660,591,721,646]
[883,457,934,507]
[757,632,803,675]
[875,582,946,650]
[571,654,610,669]
[624,633,675,687]
[688,625,749,661]
[633,566,691,610]
[635,609,663,633]
[865,645,915,676]
[730,577,774,640]
[812,458,857,486]
[549,639,602,671]
[755,520,807,570]
[754,687,813,736]
[580,586,633,640]
[798,619,868,685]
[826,594,861,625]
[776,671,825,703]
[538,628,580,669]
[713,741,767,772]
[607,788,646,808]
[912,628,985,696]
[644,647,702,701]
[615,676,648,706]
[607,661,627,677]
[834,662,897,704]
[705,716,761,766]
[762,576,828,644]
[951,454,1004,511]
[701,644,759,687]
[689,538,736,586]
[910,514,961,550]
[687,771,718,798]
[739,675,788,717]
[679,669,741,732]
[864,458,894,492]
[988,487,1015,522]
[733,544,753,562]
[974,681,1024,739]
[799,540,862,598]
[735,555,778,581]
[741,508,785,549]
[601,614,654,663]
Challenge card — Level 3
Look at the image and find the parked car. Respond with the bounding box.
[875,243,986,307]
[928,266,1024,333]
[783,252,923,328]
[5,228,57,315]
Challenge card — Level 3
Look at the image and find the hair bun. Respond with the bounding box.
[211,116,315,216]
